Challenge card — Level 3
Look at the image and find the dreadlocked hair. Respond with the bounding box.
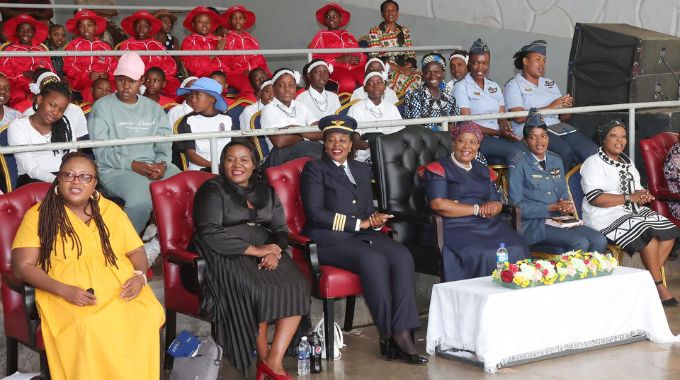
[33,81,72,155]
[37,152,118,272]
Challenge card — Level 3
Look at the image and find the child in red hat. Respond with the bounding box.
[221,4,270,98]
[117,11,180,98]
[309,3,366,93]
[0,14,54,107]
[63,10,117,103]
[180,7,228,77]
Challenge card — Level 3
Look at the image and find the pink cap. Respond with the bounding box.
[113,52,145,80]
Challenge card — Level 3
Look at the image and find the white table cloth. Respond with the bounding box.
[426,267,680,372]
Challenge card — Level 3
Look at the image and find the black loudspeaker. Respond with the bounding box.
[568,23,680,106]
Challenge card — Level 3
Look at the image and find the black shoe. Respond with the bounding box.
[386,342,429,364]
[662,297,679,307]
[379,338,389,357]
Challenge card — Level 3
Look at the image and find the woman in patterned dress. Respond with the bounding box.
[581,120,680,306]
[367,0,420,94]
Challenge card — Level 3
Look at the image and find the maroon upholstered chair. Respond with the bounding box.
[149,171,215,369]
[639,132,680,228]
[265,157,362,361]
[0,182,51,377]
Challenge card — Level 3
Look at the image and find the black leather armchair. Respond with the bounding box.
[370,127,451,278]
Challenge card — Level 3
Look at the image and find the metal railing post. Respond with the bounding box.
[629,107,636,165]
[210,138,219,174]
[441,121,448,132]
[307,53,313,63]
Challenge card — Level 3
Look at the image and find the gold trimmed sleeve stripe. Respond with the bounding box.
[332,213,347,231]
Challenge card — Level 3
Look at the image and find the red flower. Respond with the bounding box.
[501,270,514,283]
[584,260,590,265]
[509,264,519,273]
[542,269,548,276]
[535,263,542,269]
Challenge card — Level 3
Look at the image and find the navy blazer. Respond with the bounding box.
[508,150,569,244]
[301,155,375,246]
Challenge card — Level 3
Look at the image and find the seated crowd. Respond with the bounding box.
[3,1,680,379]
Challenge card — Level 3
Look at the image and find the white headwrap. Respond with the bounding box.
[180,76,199,89]
[449,53,469,65]
[260,79,273,89]
[363,71,388,86]
[307,60,334,75]
[29,71,60,95]
[272,69,301,85]
[364,58,390,74]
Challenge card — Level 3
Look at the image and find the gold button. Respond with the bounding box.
[352,200,356,204]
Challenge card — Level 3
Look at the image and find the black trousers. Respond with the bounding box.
[316,232,420,337]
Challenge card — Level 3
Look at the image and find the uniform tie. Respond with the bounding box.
[539,160,546,171]
[339,164,356,185]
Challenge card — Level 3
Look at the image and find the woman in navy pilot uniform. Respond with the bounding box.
[301,115,427,364]
[504,40,597,168]
[421,121,529,282]
[507,108,607,252]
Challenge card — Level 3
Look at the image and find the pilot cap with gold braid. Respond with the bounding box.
[318,114,358,135]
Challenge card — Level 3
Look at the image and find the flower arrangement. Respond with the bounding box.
[492,251,618,289]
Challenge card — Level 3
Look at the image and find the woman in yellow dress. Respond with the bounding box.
[11,152,164,380]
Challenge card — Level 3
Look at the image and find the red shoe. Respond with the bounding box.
[256,359,292,380]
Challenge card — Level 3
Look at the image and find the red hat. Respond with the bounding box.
[121,11,162,38]
[65,10,107,36]
[3,14,48,45]
[183,6,220,34]
[316,3,350,28]
[223,4,256,31]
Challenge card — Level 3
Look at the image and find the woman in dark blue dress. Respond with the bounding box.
[422,122,529,281]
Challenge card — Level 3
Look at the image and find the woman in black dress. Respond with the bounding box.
[190,140,310,379]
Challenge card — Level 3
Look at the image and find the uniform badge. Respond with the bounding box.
[99,56,105,63]
[219,123,225,132]
[524,88,533,92]
[550,168,561,177]
[544,80,554,87]
[488,87,497,93]
[473,91,481,96]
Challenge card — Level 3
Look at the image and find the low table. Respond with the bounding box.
[426,267,680,372]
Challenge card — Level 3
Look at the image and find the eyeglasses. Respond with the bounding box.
[58,172,95,184]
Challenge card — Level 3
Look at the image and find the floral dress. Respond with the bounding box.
[664,141,680,219]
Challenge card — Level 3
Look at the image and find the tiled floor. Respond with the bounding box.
[3,277,680,379]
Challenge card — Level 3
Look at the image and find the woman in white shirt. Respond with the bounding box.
[348,71,403,162]
[8,82,87,186]
[259,68,321,167]
[296,59,342,121]
[581,120,680,306]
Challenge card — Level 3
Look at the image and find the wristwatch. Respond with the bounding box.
[160,161,168,168]
[623,193,631,204]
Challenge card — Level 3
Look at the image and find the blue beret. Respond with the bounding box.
[520,40,547,56]
[525,108,546,128]
[318,115,357,134]
[469,38,489,55]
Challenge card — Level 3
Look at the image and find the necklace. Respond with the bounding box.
[276,103,297,119]
[366,101,383,119]
[310,90,328,112]
[451,153,472,171]
[29,116,51,143]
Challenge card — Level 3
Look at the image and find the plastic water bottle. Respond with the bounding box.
[496,243,509,271]
[297,336,311,375]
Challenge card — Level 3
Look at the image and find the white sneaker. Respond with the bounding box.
[144,236,161,266]
[142,224,158,242]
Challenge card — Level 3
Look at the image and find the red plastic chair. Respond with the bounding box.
[149,171,215,369]
[0,182,51,377]
[265,157,362,361]
[640,132,680,228]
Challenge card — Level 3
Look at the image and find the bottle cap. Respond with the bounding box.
[500,243,506,248]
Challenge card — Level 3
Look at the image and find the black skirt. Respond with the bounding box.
[194,234,310,373]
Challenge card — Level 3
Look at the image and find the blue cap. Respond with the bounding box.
[520,40,547,56]
[318,115,357,134]
[469,38,489,55]
[176,77,228,112]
